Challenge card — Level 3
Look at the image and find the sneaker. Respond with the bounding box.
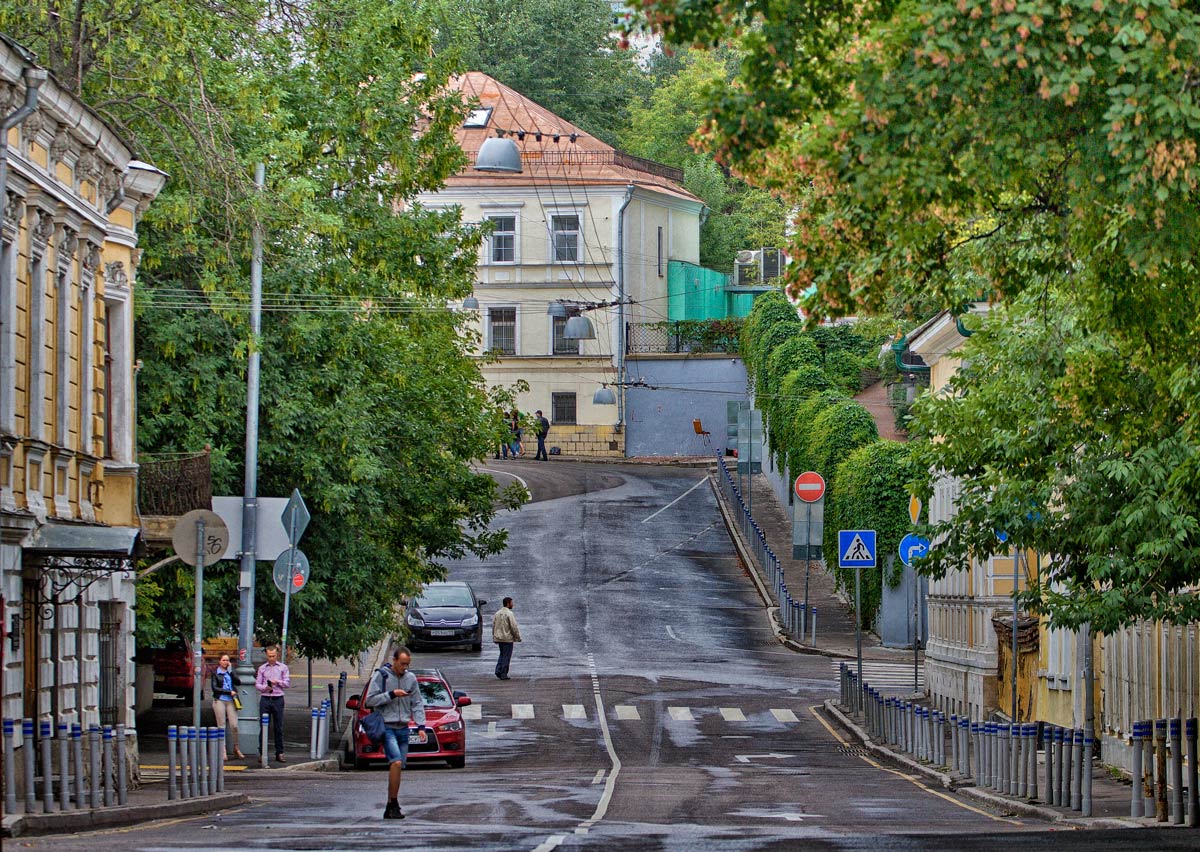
[276,754,286,763]
[384,801,404,820]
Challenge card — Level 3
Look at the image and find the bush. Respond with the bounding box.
[785,389,848,479]
[808,401,879,491]
[825,441,918,627]
[770,366,836,464]
[825,348,866,393]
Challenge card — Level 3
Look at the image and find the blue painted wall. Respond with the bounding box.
[624,356,748,457]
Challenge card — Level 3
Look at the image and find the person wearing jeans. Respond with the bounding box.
[255,645,290,763]
[364,646,427,819]
[491,597,522,679]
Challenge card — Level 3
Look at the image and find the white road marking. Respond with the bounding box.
[461,704,482,721]
[665,625,680,642]
[591,769,605,785]
[614,705,640,721]
[735,752,791,763]
[512,704,535,719]
[563,704,587,720]
[667,706,694,721]
[720,707,746,722]
[771,709,799,723]
[531,834,567,852]
[484,721,498,738]
[640,477,708,523]
[476,466,530,491]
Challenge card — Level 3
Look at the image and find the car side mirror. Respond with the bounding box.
[477,600,487,608]
[454,691,471,707]
[346,695,361,710]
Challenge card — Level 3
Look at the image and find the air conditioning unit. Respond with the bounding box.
[761,247,782,280]
[734,249,760,286]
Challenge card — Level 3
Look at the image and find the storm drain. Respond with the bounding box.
[836,745,870,757]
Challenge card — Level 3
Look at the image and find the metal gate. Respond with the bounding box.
[98,601,123,726]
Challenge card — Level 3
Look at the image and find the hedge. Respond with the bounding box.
[808,401,879,492]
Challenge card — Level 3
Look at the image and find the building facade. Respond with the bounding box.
[0,37,165,790]
[423,73,705,456]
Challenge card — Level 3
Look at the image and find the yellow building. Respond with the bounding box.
[0,36,164,787]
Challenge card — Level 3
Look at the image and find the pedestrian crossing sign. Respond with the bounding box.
[838,529,877,568]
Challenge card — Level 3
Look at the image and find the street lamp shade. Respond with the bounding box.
[546,302,569,319]
[474,136,523,173]
[563,315,595,340]
[593,386,616,405]
[462,294,480,310]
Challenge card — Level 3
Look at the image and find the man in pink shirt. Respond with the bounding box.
[255,645,291,763]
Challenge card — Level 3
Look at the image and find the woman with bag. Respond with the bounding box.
[210,653,245,759]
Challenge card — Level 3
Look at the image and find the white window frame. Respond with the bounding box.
[549,213,581,264]
[486,305,519,355]
[550,315,579,356]
[487,214,518,265]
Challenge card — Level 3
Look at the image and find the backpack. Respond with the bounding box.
[360,668,390,744]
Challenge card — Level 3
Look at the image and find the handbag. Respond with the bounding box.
[232,694,243,711]
[360,669,389,745]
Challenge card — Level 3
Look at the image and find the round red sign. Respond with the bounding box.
[794,471,826,503]
[293,573,305,588]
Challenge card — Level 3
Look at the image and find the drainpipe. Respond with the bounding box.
[891,334,931,374]
[616,185,635,435]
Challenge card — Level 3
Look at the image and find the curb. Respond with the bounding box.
[821,700,1154,829]
[279,757,340,773]
[0,791,249,838]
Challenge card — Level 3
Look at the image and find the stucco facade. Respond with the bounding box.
[0,38,164,795]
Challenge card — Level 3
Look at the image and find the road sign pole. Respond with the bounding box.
[1012,548,1019,719]
[855,566,863,714]
[803,502,812,634]
[280,512,298,659]
[193,517,205,734]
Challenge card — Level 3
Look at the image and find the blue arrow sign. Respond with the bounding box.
[838,530,877,568]
[898,533,930,567]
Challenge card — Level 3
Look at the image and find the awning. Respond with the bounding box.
[24,523,142,558]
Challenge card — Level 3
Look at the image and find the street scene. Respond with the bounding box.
[1,0,1197,850]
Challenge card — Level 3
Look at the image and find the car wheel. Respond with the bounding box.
[471,639,482,652]
[447,756,465,769]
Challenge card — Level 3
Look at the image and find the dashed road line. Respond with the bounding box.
[771,708,799,723]
[614,705,640,720]
[667,706,694,721]
[563,704,587,720]
[720,707,747,722]
[512,704,535,719]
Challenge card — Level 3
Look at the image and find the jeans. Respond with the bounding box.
[495,641,514,678]
[381,725,411,766]
[535,436,547,460]
[260,695,285,758]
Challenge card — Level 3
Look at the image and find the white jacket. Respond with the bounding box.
[492,607,522,643]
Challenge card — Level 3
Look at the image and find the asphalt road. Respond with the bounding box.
[28,462,1189,851]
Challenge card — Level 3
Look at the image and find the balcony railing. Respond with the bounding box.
[626,320,741,354]
[138,450,213,517]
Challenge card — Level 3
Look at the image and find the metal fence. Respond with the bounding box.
[627,322,740,354]
[138,451,212,516]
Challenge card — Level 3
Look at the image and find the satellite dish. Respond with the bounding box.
[735,249,757,264]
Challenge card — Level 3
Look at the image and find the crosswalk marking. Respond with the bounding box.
[461,704,482,721]
[463,703,804,725]
[771,709,799,723]
[614,705,640,721]
[563,704,587,720]
[512,703,535,719]
[719,707,746,722]
[667,706,694,721]
[833,661,924,694]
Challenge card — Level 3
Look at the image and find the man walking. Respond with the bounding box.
[534,410,550,461]
[492,597,521,679]
[364,646,427,819]
[255,645,290,763]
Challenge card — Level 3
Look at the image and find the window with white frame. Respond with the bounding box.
[487,307,517,355]
[551,214,580,262]
[552,316,579,355]
[488,215,516,263]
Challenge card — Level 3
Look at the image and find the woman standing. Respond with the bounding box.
[210,654,245,759]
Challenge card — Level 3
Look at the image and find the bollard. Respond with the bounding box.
[1045,726,1056,805]
[217,728,226,793]
[336,672,348,732]
[3,719,16,815]
[1169,718,1183,824]
[71,724,83,811]
[116,723,128,806]
[209,727,220,795]
[998,723,1008,793]
[1017,724,1028,798]
[189,727,200,798]
[1142,720,1155,817]
[168,726,179,800]
[1027,723,1039,802]
[179,728,191,799]
[971,722,981,786]
[261,714,270,768]
[1071,728,1084,811]
[1186,718,1198,828]
[88,725,101,808]
[102,726,114,807]
[1055,726,1067,806]
[1130,722,1144,818]
[1011,723,1022,797]
[58,720,71,811]
[40,719,56,812]
[1061,727,1073,808]
[811,607,817,645]
[319,702,329,759]
[198,728,209,796]
[950,714,959,773]
[311,706,320,759]
[1155,719,1168,821]
[1082,728,1094,817]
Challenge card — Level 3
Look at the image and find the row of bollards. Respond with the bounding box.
[166,725,226,799]
[1130,718,1199,826]
[717,456,818,647]
[309,699,333,760]
[2,717,128,814]
[837,664,1198,825]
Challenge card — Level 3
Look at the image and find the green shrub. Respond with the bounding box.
[809,401,879,491]
[769,366,836,464]
[825,441,918,627]
[825,349,866,393]
[785,389,848,478]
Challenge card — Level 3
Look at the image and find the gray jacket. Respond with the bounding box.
[364,665,427,727]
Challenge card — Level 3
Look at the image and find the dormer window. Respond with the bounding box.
[464,107,493,128]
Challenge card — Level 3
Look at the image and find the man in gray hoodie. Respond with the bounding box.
[365,646,427,819]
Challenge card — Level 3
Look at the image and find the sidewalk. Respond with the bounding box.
[711,467,914,665]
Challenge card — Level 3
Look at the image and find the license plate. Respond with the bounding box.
[430,630,455,637]
[409,729,427,744]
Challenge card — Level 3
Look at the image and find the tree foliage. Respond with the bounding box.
[3,0,524,658]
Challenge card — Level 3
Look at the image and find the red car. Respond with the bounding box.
[344,668,471,769]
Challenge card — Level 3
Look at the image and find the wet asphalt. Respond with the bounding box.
[23,462,1191,851]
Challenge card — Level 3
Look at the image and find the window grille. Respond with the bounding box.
[99,601,123,726]
[488,308,517,354]
[552,316,579,355]
[551,392,577,425]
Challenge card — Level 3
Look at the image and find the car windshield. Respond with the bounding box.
[415,586,474,607]
[419,680,453,707]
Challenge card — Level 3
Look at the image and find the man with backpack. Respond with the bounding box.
[364,646,427,819]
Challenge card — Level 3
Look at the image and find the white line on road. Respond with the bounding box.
[512,704,535,719]
[771,709,799,723]
[563,704,587,720]
[667,706,694,721]
[720,707,746,722]
[476,466,530,491]
[640,477,707,524]
[461,704,482,721]
[591,769,605,785]
[665,625,680,642]
[614,705,640,720]
[484,721,498,738]
[531,835,567,852]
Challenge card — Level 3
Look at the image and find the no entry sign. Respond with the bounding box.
[794,471,826,503]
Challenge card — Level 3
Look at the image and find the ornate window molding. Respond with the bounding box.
[24,439,49,522]
[52,448,74,519]
[27,204,56,442]
[79,239,102,455]
[55,224,80,448]
[0,190,25,436]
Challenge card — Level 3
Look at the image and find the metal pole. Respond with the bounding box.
[58,720,70,810]
[260,714,269,768]
[88,725,101,808]
[115,723,127,806]
[179,728,190,799]
[1011,550,1019,720]
[23,719,36,811]
[1155,718,1168,821]
[3,719,16,814]
[281,509,299,658]
[1186,718,1198,827]
[237,161,265,752]
[1082,622,1094,815]
[71,724,83,811]
[168,726,178,800]
[307,656,313,711]
[1143,721,1155,817]
[102,725,113,807]
[40,719,55,812]
[855,567,863,715]
[193,517,205,734]
[1170,718,1183,824]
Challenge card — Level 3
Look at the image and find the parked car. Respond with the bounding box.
[140,636,194,704]
[344,668,471,769]
[405,581,486,651]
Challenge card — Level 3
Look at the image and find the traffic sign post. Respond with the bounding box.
[792,472,826,639]
[173,509,229,734]
[839,529,877,714]
[278,490,310,660]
